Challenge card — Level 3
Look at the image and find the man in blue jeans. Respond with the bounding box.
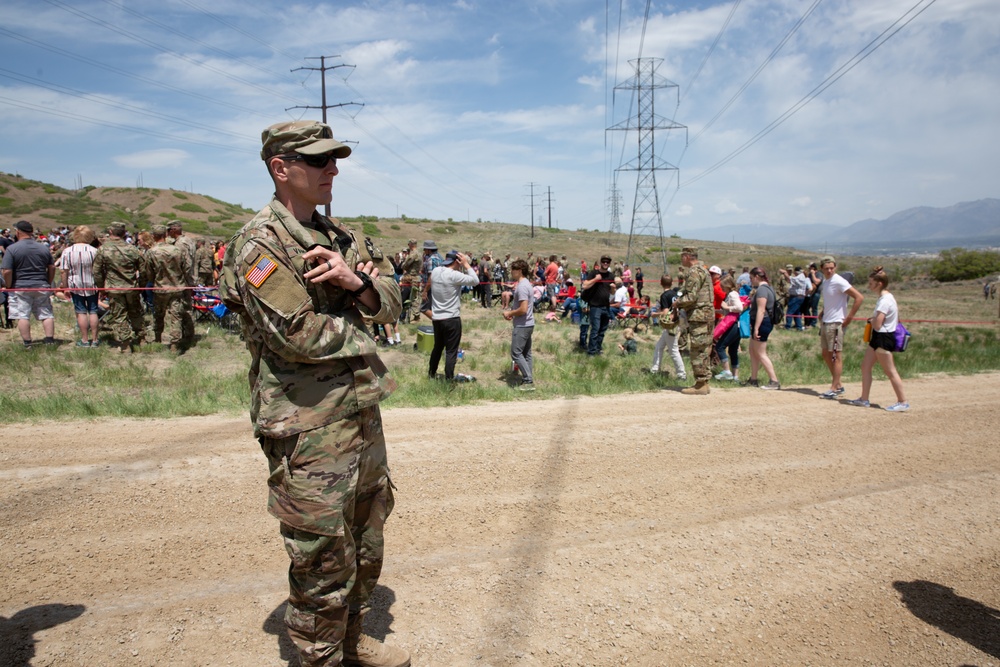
[581,255,613,355]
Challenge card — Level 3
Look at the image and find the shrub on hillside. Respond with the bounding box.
[929,248,1000,282]
[174,202,208,214]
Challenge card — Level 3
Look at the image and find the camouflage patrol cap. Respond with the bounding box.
[681,246,698,257]
[785,264,794,271]
[167,220,182,230]
[407,238,417,246]
[151,224,168,235]
[109,222,127,236]
[260,120,352,161]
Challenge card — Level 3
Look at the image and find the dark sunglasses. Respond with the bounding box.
[279,153,337,169]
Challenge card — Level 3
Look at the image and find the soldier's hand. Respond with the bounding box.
[302,247,355,287]
[355,260,380,282]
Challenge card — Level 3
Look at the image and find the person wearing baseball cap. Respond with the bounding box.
[708,264,725,323]
[428,250,479,382]
[1,219,56,346]
[219,120,408,667]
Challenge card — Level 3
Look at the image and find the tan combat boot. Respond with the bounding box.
[343,615,410,667]
[681,380,710,395]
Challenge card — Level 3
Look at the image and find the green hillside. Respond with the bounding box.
[0,170,861,276]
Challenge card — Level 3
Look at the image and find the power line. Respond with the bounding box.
[0,26,276,119]
[690,0,823,145]
[683,0,939,187]
[682,0,743,103]
[41,0,305,105]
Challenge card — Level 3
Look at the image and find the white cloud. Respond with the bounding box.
[113,149,190,169]
[675,204,693,217]
[714,199,744,215]
[790,196,811,208]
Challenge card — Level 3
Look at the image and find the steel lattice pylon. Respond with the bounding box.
[608,58,687,272]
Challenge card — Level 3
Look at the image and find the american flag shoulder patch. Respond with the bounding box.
[245,254,278,288]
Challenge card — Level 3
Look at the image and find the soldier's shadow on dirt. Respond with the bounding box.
[264,586,401,665]
[0,603,86,667]
[894,580,1000,659]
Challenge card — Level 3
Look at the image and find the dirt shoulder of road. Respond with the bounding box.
[2,373,999,666]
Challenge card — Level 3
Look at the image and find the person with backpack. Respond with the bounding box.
[744,267,780,390]
[848,266,909,412]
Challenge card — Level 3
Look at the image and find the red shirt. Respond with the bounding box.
[713,278,726,321]
[544,262,559,285]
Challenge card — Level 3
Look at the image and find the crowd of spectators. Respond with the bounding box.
[3,221,912,409]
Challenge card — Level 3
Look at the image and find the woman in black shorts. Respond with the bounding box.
[848,266,909,411]
[745,267,780,389]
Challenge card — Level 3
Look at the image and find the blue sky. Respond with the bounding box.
[1,0,997,237]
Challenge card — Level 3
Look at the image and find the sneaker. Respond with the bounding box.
[714,370,734,380]
[741,378,759,387]
[848,398,870,408]
[76,340,90,348]
[819,390,839,399]
[518,382,536,392]
[90,340,101,348]
[22,339,33,348]
[453,373,477,383]
[647,367,659,373]
[760,381,781,390]
[834,386,845,395]
[885,402,910,412]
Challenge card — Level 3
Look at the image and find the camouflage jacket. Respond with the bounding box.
[675,263,714,323]
[400,248,422,284]
[170,235,197,284]
[219,198,401,439]
[146,242,191,291]
[93,238,144,289]
[774,272,790,301]
[194,245,215,280]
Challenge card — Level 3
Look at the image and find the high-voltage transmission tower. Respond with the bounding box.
[607,184,622,235]
[608,58,687,272]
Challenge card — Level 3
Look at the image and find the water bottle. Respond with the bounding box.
[457,349,464,362]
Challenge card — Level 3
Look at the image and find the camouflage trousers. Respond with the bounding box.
[259,406,395,667]
[103,290,146,345]
[153,292,193,345]
[688,319,713,382]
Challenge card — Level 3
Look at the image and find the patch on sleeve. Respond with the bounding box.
[246,254,278,288]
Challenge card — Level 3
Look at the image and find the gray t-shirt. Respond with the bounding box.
[511,277,535,328]
[0,239,53,288]
[429,264,479,320]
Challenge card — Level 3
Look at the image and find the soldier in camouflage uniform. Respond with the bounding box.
[146,225,192,352]
[168,221,197,341]
[93,221,146,352]
[194,239,216,286]
[398,239,421,323]
[219,120,407,667]
[674,247,714,394]
[773,265,791,322]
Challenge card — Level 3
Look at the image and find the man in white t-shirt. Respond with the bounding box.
[609,277,629,318]
[817,255,864,399]
[502,258,536,390]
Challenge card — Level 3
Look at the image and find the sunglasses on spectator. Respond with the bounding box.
[279,153,338,169]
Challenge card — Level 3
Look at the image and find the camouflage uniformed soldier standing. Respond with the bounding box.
[168,221,197,341]
[219,120,408,667]
[675,246,714,395]
[398,239,421,323]
[146,224,193,352]
[93,221,146,352]
[194,239,216,286]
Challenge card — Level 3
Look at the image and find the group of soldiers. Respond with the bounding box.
[97,220,214,353]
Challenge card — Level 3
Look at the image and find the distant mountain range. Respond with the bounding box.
[671,199,1000,254]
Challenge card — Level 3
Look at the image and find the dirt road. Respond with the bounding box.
[2,373,999,666]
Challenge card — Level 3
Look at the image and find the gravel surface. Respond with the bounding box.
[2,373,999,666]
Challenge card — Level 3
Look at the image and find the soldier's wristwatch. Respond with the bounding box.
[350,270,373,298]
